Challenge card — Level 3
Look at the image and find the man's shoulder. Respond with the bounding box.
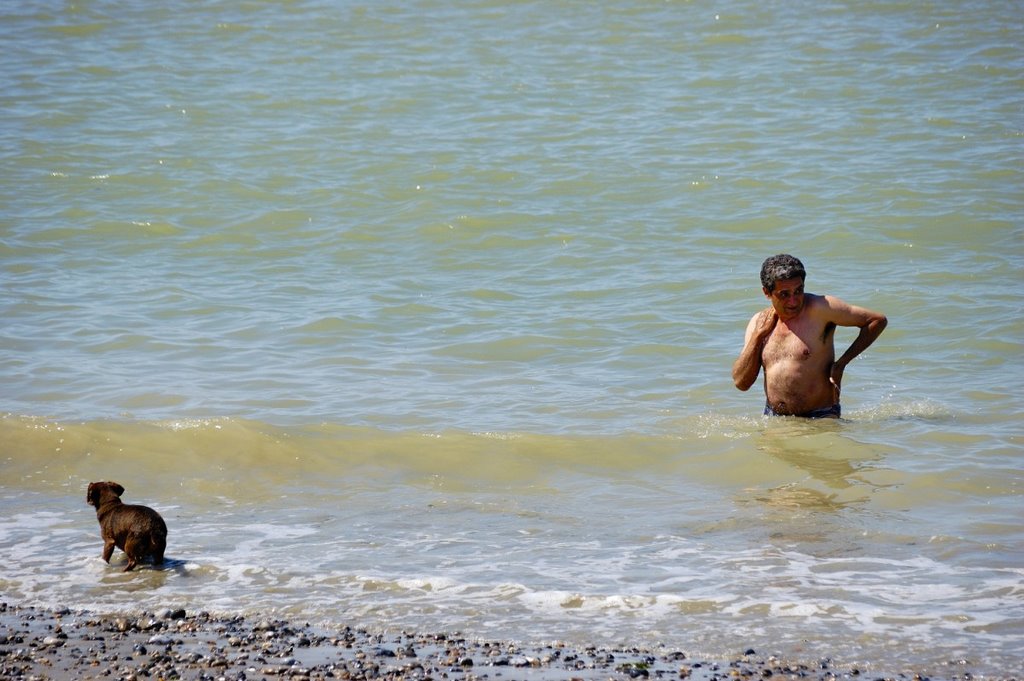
[802,293,846,323]
[806,293,870,326]
[806,292,846,311]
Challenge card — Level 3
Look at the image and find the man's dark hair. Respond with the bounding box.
[760,254,806,292]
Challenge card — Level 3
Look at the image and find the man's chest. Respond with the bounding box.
[762,323,826,365]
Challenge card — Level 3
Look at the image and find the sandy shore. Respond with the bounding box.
[0,602,1003,681]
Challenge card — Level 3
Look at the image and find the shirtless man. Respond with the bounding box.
[732,254,887,418]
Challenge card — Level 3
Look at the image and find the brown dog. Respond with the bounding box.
[86,481,167,572]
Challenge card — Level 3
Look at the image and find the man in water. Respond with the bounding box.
[732,254,887,418]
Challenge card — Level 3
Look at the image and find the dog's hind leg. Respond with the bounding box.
[122,537,142,572]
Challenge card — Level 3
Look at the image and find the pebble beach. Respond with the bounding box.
[1,603,1012,681]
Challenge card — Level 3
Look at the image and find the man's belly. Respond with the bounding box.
[763,362,835,415]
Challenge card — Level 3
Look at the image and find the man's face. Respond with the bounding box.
[763,277,805,320]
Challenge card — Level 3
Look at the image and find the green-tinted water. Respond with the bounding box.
[2,0,1021,676]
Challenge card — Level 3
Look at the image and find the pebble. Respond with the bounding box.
[0,603,1003,681]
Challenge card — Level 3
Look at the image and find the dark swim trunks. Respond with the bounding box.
[763,402,841,419]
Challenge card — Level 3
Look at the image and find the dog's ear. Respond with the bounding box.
[109,482,125,497]
[87,482,96,504]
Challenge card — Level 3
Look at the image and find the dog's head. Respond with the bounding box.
[87,481,126,508]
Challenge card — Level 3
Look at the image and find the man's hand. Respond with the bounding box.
[829,362,844,402]
[733,307,779,391]
[754,307,779,344]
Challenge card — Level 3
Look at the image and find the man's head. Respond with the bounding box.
[760,254,805,293]
[760,254,807,319]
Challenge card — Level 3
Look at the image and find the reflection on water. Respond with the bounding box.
[756,418,890,492]
[755,484,852,513]
[732,419,903,557]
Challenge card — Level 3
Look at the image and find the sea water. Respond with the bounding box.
[1,0,1021,677]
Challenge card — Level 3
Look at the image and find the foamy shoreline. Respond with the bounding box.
[1,602,1006,681]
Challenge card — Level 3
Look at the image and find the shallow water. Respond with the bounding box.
[2,0,1022,677]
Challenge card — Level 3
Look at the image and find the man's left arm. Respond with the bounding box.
[823,295,888,390]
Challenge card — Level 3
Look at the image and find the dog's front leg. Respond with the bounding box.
[102,539,116,563]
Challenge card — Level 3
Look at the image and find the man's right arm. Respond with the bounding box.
[732,309,777,391]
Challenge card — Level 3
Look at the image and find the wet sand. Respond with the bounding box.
[0,602,1004,681]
